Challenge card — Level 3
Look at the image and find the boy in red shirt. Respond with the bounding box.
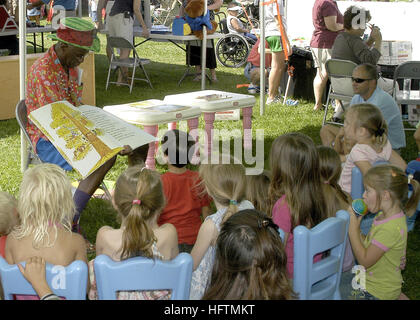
[158,129,211,253]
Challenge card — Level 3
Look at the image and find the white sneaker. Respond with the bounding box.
[266,96,281,105]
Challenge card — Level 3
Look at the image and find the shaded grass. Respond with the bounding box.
[1,15,419,299]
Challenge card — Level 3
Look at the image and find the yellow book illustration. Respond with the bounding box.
[29,100,157,179]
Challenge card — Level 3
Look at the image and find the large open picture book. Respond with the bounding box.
[29,100,157,179]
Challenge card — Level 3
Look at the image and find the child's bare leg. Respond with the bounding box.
[398,292,410,300]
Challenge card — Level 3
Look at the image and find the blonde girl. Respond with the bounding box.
[5,163,87,267]
[89,165,178,300]
[269,133,329,278]
[0,191,19,258]
[245,170,272,216]
[339,103,406,194]
[189,158,254,300]
[348,165,420,300]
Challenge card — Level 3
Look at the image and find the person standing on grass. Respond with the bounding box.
[310,0,343,111]
[180,0,222,82]
[25,17,133,236]
[97,0,149,84]
[263,0,290,105]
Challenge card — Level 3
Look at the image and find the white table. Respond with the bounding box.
[103,100,202,169]
[100,27,224,85]
[0,26,55,53]
[164,90,256,156]
[395,90,420,105]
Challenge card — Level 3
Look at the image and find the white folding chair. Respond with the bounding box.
[322,59,358,126]
[391,61,420,131]
[105,36,153,93]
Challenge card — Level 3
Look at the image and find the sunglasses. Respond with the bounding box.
[352,77,374,83]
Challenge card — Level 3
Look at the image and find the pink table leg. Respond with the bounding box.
[242,106,253,150]
[143,124,159,170]
[203,112,215,158]
[187,117,200,165]
[168,122,177,130]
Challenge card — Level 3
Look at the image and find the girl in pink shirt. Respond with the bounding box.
[269,133,330,278]
[339,103,406,194]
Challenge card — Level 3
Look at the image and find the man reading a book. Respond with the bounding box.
[25,17,132,235]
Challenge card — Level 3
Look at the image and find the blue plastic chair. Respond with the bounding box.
[351,160,390,200]
[351,161,389,235]
[293,210,350,300]
[0,257,88,300]
[278,227,285,242]
[93,253,193,300]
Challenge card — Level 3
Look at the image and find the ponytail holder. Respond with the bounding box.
[132,199,141,205]
[258,219,270,228]
[229,199,238,205]
[375,127,385,137]
[408,173,413,185]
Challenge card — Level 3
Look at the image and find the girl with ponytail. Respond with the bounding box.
[88,165,178,300]
[338,103,407,194]
[189,157,254,300]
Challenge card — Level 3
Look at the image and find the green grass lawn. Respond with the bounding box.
[1,16,419,299]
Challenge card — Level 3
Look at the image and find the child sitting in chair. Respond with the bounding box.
[0,191,19,258]
[244,38,271,94]
[226,3,257,42]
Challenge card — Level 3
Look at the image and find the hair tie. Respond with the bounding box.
[258,219,270,228]
[132,199,141,205]
[229,199,238,205]
[408,173,413,185]
[375,127,385,137]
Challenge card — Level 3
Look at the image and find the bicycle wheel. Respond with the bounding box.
[216,34,250,68]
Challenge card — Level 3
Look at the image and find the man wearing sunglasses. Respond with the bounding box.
[320,63,406,157]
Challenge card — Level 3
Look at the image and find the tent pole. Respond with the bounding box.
[201,0,208,90]
[259,0,265,116]
[19,1,28,173]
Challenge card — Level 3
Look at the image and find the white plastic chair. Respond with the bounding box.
[391,61,420,131]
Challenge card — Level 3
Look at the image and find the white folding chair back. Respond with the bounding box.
[322,59,358,126]
[391,61,420,131]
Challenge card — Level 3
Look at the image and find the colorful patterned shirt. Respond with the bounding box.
[25,45,83,151]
